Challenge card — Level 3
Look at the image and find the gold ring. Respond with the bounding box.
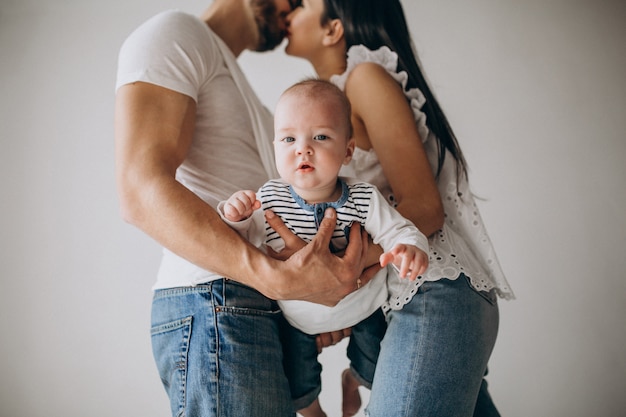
[356,278,362,289]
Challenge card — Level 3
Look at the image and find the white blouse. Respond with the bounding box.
[334,45,514,311]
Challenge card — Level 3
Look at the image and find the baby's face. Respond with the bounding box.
[274,91,354,201]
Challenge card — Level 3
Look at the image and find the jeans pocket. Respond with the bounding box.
[217,279,282,316]
[463,275,498,306]
[151,316,192,417]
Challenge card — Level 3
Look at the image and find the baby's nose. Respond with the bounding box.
[296,145,313,154]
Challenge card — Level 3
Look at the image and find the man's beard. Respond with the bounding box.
[250,0,285,52]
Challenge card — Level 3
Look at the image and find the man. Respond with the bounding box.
[114,0,370,415]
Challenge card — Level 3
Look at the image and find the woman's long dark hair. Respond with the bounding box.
[322,0,467,179]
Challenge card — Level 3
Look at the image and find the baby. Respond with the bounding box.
[219,79,428,417]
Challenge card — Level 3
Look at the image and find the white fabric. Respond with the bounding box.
[116,10,278,289]
[334,46,515,309]
[219,178,429,334]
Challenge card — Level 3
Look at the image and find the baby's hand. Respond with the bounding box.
[223,190,261,222]
[379,244,428,281]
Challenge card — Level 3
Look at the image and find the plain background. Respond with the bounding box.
[1,0,625,416]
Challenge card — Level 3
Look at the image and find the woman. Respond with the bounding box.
[284,0,514,415]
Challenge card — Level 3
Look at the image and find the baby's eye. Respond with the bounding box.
[281,136,295,143]
[314,134,329,141]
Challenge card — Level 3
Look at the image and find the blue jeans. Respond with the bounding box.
[150,279,295,417]
[366,275,500,417]
[282,309,387,409]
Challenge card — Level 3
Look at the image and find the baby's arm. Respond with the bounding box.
[359,182,429,281]
[223,190,261,222]
[379,244,428,281]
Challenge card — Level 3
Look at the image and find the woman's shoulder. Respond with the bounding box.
[343,62,404,114]
[345,45,399,77]
[331,45,398,88]
[345,61,395,88]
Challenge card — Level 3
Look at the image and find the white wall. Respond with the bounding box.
[1,0,624,416]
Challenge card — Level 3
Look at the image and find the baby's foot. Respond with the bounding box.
[341,368,362,417]
[298,398,327,417]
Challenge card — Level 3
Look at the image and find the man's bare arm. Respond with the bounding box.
[115,82,276,282]
[115,82,365,305]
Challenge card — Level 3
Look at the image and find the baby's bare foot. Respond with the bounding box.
[341,368,362,417]
[298,398,327,417]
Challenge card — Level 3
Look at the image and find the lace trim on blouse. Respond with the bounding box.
[332,46,514,311]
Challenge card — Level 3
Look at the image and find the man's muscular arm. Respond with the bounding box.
[115,82,365,305]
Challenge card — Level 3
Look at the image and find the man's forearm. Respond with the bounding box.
[119,172,283,293]
[114,82,287,298]
[119,170,366,304]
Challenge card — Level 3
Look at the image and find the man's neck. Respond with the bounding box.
[201,0,258,57]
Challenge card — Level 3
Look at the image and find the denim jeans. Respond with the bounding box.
[282,308,387,409]
[366,275,500,417]
[150,279,295,417]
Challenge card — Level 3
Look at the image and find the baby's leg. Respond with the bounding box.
[281,323,324,416]
[343,309,387,416]
[342,368,362,417]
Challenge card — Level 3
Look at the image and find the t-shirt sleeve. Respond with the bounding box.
[115,10,218,101]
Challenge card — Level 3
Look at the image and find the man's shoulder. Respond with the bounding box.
[119,9,222,86]
[145,10,203,29]
[131,10,214,45]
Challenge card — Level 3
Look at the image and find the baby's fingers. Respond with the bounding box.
[407,252,429,280]
[224,190,260,220]
[379,252,395,267]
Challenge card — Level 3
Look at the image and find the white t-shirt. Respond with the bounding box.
[116,10,277,289]
[219,178,429,334]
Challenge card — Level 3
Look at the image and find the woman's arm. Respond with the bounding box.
[345,63,444,236]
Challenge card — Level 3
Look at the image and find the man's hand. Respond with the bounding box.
[264,209,306,260]
[266,208,369,306]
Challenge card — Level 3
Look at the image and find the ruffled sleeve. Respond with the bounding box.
[330,45,430,144]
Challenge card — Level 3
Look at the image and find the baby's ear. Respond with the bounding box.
[344,137,356,164]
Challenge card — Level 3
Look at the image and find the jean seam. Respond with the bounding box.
[463,276,497,306]
[150,315,192,417]
[405,291,427,416]
[210,282,221,416]
[153,285,213,300]
[215,306,282,317]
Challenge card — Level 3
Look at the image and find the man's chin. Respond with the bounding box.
[255,34,286,52]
